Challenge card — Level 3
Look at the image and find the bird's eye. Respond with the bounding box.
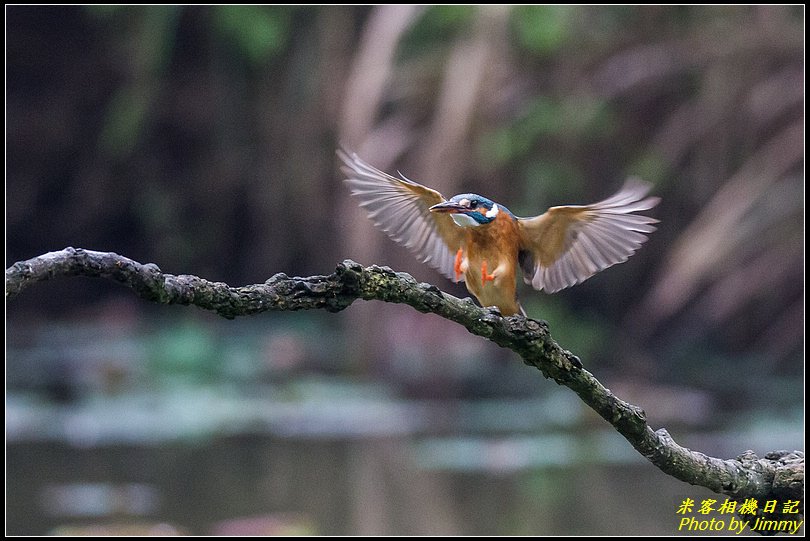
[470,199,479,208]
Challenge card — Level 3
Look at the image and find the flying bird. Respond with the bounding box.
[339,150,660,316]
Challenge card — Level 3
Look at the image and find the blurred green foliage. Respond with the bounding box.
[511,6,572,54]
[400,6,475,59]
[212,6,293,66]
[148,319,220,383]
[479,96,617,203]
[523,297,609,365]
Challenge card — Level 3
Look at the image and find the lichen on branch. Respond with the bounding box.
[6,247,804,526]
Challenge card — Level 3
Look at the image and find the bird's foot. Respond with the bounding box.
[481,260,495,284]
[454,248,464,282]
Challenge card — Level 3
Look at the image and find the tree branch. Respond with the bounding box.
[6,247,803,523]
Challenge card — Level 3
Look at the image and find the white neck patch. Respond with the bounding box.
[451,213,482,228]
[485,203,500,219]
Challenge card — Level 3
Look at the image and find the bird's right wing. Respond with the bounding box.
[518,178,660,293]
[339,150,466,282]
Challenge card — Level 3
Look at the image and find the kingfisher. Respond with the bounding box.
[339,150,660,316]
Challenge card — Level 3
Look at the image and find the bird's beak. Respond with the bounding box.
[429,201,466,213]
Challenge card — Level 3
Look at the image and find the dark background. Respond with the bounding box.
[6,5,803,535]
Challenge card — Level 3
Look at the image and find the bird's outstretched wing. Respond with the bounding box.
[518,178,660,293]
[339,150,466,281]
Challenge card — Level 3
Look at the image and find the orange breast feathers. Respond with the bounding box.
[459,212,523,315]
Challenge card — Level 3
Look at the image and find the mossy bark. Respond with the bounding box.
[6,247,804,529]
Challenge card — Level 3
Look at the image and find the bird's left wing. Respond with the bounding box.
[339,150,466,282]
[518,178,660,293]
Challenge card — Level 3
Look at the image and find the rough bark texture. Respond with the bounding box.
[6,248,804,528]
